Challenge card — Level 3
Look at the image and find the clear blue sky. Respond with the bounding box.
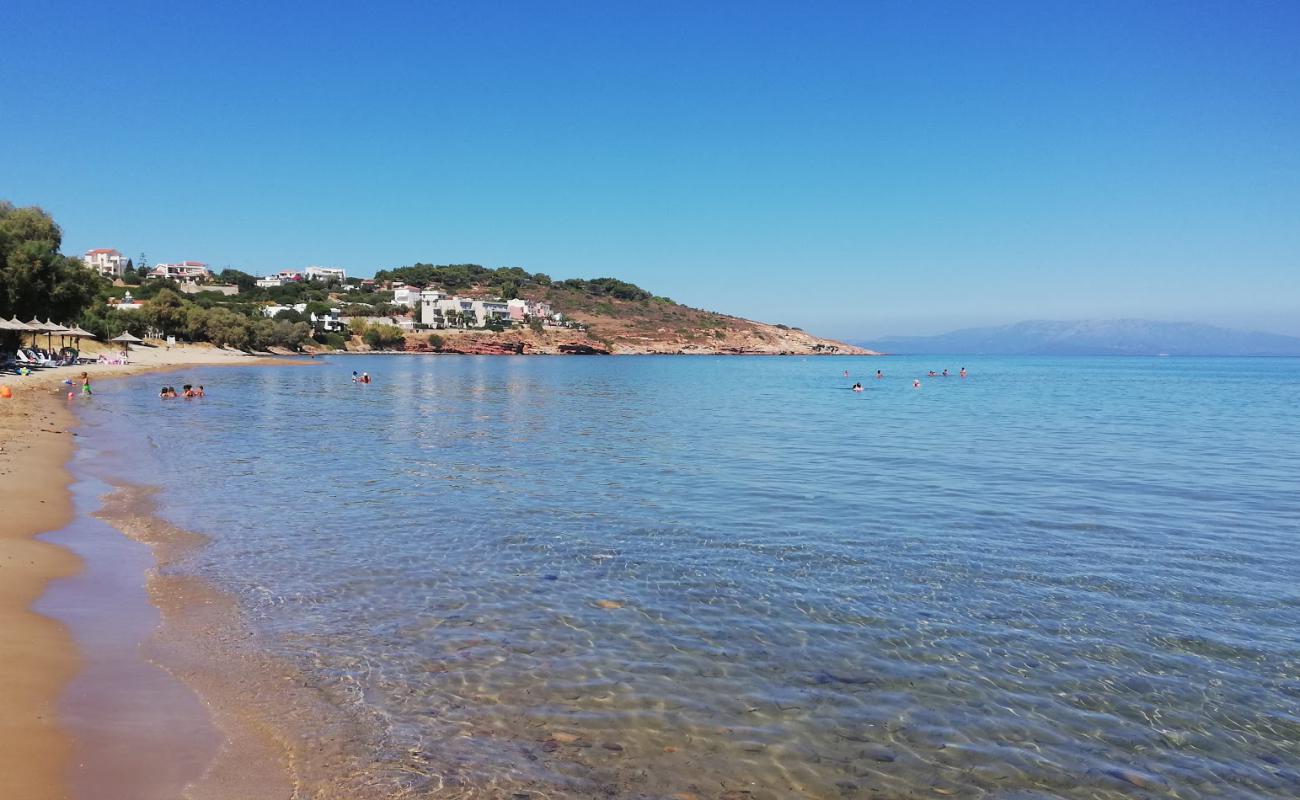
[3,1,1298,338]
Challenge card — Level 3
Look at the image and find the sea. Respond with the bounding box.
[69,355,1300,799]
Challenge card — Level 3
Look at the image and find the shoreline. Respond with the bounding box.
[0,381,80,799]
[0,345,310,799]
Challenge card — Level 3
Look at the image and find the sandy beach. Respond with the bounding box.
[0,343,290,799]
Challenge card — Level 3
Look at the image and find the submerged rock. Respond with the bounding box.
[861,744,897,763]
[595,599,624,609]
[1107,768,1165,789]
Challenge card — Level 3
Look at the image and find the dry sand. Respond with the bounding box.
[0,342,287,799]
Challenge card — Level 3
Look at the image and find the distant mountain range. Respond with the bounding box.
[855,319,1300,356]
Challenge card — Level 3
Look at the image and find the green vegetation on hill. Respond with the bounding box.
[2,200,812,354]
[374,264,550,298]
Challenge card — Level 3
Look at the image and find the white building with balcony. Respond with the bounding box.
[392,285,421,307]
[84,248,126,278]
[304,266,346,283]
[150,261,211,283]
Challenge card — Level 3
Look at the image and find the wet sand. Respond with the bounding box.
[0,344,311,799]
[0,381,79,799]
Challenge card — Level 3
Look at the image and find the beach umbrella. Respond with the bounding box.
[25,318,49,349]
[42,319,70,350]
[110,331,142,350]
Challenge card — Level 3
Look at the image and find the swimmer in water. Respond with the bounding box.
[844,370,850,377]
[913,379,921,389]
[352,370,359,383]
[928,370,937,377]
[942,369,949,377]
[876,370,883,379]
[960,367,966,378]
[852,382,863,391]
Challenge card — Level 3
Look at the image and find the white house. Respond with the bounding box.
[310,308,345,333]
[277,270,303,282]
[150,261,211,283]
[84,248,126,278]
[261,303,307,319]
[435,296,476,327]
[392,285,421,307]
[472,300,511,327]
[304,266,346,283]
[255,276,283,288]
[108,290,143,311]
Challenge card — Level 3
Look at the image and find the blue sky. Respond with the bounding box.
[3,1,1297,338]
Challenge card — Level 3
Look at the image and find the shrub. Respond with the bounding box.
[363,324,406,350]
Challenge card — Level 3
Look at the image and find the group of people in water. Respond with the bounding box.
[849,367,966,392]
[159,384,204,399]
[352,371,372,384]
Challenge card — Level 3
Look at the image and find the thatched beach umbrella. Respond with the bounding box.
[3,317,32,346]
[42,319,70,351]
[25,318,46,348]
[110,331,142,351]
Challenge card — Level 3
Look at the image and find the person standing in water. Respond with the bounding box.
[876,370,883,379]
[960,367,967,378]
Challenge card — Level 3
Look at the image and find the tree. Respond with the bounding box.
[142,288,189,336]
[202,307,254,349]
[0,201,102,323]
[219,268,258,292]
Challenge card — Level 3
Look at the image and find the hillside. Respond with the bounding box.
[370,265,869,355]
[857,319,1300,356]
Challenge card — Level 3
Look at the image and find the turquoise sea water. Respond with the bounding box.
[77,356,1300,798]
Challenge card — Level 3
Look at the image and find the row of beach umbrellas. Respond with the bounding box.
[0,317,141,349]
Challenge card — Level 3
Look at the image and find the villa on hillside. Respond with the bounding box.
[392,285,421,307]
[150,261,211,283]
[412,290,553,329]
[304,266,346,282]
[84,248,126,278]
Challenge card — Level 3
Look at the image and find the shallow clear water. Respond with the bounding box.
[80,356,1300,798]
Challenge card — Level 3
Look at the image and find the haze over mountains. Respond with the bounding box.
[857,319,1300,357]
